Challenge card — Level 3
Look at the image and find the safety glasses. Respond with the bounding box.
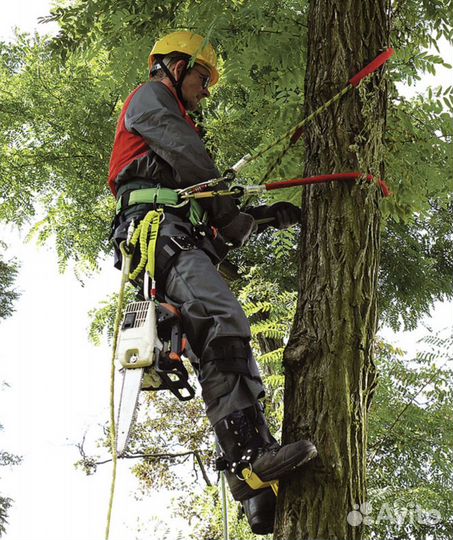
[192,66,211,89]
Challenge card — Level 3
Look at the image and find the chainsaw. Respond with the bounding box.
[114,299,195,456]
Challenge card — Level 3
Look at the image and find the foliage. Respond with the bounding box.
[0,244,21,537]
[175,483,271,540]
[133,514,187,540]
[390,0,453,86]
[237,264,297,431]
[367,331,453,539]
[0,242,20,321]
[380,205,453,330]
[379,83,453,328]
[87,285,136,345]
[0,496,12,538]
[128,391,213,494]
[0,451,22,467]
[0,34,116,271]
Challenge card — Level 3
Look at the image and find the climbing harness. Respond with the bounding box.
[115,186,207,229]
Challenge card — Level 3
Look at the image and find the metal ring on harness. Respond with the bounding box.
[235,462,253,482]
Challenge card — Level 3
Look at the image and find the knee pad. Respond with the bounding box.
[202,337,252,375]
[199,339,264,413]
[199,338,252,405]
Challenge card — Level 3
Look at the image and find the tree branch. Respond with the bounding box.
[193,450,212,487]
[89,449,213,487]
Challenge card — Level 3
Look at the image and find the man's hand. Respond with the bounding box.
[220,212,257,248]
[266,202,300,229]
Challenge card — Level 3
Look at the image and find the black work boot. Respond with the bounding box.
[214,403,317,502]
[215,408,276,535]
[216,436,276,534]
[241,488,276,535]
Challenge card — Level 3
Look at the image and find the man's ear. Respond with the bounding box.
[173,59,187,82]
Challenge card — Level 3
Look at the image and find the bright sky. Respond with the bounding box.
[0,3,452,540]
[0,226,186,540]
[0,2,186,539]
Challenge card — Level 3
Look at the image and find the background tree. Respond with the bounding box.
[367,333,453,539]
[0,242,20,320]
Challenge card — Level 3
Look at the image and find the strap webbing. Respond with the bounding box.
[116,187,180,213]
[116,187,206,227]
[241,467,279,495]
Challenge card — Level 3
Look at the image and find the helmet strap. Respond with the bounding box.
[154,55,189,108]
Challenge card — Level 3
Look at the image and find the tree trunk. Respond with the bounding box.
[274,1,390,539]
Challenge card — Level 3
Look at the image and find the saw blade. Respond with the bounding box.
[115,367,144,456]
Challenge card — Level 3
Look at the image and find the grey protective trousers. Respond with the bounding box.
[162,247,265,425]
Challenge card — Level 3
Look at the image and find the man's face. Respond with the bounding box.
[179,63,211,111]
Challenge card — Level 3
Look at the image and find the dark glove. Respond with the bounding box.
[220,212,257,248]
[266,202,300,229]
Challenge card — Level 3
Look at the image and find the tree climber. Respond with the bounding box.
[109,30,317,533]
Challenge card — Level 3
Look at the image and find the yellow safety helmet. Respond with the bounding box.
[148,31,219,86]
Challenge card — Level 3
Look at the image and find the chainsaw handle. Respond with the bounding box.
[170,317,183,359]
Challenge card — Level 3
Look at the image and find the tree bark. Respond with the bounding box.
[274,1,390,539]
